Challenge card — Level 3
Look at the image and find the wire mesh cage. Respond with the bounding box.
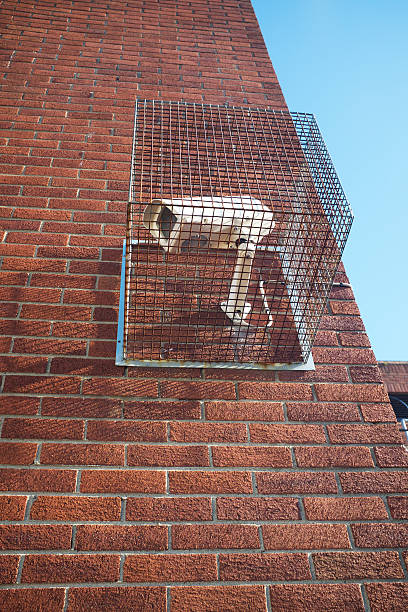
[117,99,353,369]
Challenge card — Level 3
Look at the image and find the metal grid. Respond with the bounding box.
[117,99,353,368]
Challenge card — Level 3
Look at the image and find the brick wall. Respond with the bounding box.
[0,1,407,610]
[378,362,408,394]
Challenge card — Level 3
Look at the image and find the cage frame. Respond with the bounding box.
[116,99,353,370]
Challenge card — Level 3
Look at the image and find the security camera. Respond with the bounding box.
[143,196,275,326]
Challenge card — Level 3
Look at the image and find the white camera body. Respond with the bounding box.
[143,196,275,326]
[143,196,274,253]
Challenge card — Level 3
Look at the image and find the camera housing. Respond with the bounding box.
[143,196,275,325]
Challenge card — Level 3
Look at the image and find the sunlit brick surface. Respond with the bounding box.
[0,0,406,610]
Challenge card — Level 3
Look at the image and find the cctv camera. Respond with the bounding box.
[143,196,275,326]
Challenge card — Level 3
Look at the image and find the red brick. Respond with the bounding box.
[2,417,85,441]
[128,367,202,380]
[0,270,29,285]
[3,375,81,395]
[239,382,313,400]
[295,446,373,467]
[314,347,376,366]
[66,586,165,611]
[40,443,124,466]
[329,301,360,315]
[286,402,361,422]
[161,381,236,400]
[339,332,371,347]
[366,583,408,612]
[22,554,120,583]
[262,524,350,550]
[0,245,36,258]
[0,442,38,465]
[313,551,403,579]
[216,497,299,520]
[20,304,92,321]
[250,423,325,444]
[0,303,19,318]
[268,585,364,611]
[0,555,19,584]
[38,245,99,259]
[339,471,408,493]
[88,340,116,357]
[319,314,365,331]
[0,495,27,520]
[220,552,310,581]
[124,553,217,582]
[0,356,48,374]
[172,524,260,550]
[314,330,338,345]
[93,306,118,321]
[128,445,209,467]
[30,496,121,521]
[0,319,52,337]
[278,365,349,382]
[7,231,68,245]
[204,368,283,382]
[0,468,76,492]
[80,470,166,493]
[42,397,121,418]
[86,420,166,442]
[52,322,116,341]
[170,422,247,443]
[0,339,11,354]
[205,401,284,421]
[82,378,158,398]
[304,496,388,521]
[126,496,212,522]
[76,525,167,551]
[169,470,252,494]
[171,586,267,612]
[314,383,388,402]
[352,523,408,548]
[387,496,408,519]
[257,471,337,494]
[30,273,96,290]
[327,424,404,444]
[212,446,292,467]
[124,400,201,420]
[0,589,65,611]
[63,289,118,306]
[374,446,408,467]
[0,525,72,550]
[360,402,397,422]
[349,365,383,383]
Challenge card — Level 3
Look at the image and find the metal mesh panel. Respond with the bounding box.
[119,100,353,368]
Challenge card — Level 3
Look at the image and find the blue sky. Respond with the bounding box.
[252,0,408,360]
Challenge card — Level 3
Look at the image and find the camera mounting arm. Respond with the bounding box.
[220,236,256,326]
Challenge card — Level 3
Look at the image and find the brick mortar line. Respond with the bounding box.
[360,584,372,612]
[1,491,403,499]
[0,578,404,588]
[63,586,69,612]
[397,550,408,579]
[2,520,407,527]
[15,554,25,584]
[0,463,404,472]
[0,388,390,395]
[0,409,396,423]
[166,585,171,612]
[3,435,399,446]
[0,546,407,555]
